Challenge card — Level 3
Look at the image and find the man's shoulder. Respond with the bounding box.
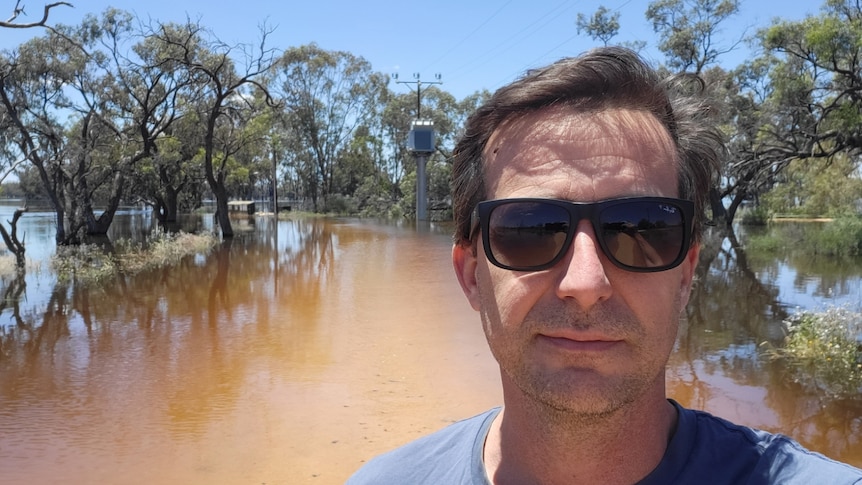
[346,408,499,485]
[665,403,862,484]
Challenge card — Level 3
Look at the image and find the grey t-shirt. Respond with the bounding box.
[347,401,862,484]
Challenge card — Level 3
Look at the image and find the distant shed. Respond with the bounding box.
[227,200,256,215]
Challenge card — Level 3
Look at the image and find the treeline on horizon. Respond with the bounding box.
[1,0,862,246]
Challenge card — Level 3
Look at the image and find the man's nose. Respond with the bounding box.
[555,219,613,310]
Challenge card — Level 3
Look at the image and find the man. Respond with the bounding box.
[348,47,862,484]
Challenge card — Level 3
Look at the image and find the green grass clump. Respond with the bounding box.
[740,206,770,226]
[746,216,862,258]
[745,233,786,253]
[813,217,862,257]
[767,307,862,398]
[52,230,219,285]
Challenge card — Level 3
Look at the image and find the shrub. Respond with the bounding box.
[745,217,862,258]
[324,194,359,215]
[745,233,785,253]
[52,231,219,285]
[766,307,862,398]
[813,217,862,257]
[52,243,118,284]
[740,205,769,226]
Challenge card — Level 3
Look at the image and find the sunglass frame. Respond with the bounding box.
[475,196,695,273]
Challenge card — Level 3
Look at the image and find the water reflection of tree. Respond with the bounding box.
[0,280,72,411]
[686,228,787,350]
[268,217,337,363]
[0,216,342,440]
[742,222,862,302]
[763,373,862,465]
[676,227,862,466]
[0,274,26,336]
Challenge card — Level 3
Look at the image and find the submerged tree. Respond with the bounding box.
[154,20,278,238]
[0,9,203,244]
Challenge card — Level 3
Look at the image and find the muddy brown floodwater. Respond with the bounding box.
[0,216,859,484]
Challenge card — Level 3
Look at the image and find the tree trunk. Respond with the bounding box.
[213,184,233,238]
[0,208,28,273]
[152,195,168,224]
[709,187,727,226]
[84,172,125,236]
[725,191,747,227]
[164,185,179,222]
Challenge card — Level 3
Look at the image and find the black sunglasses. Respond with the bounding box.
[473,197,694,272]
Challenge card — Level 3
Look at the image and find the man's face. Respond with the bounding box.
[452,107,700,417]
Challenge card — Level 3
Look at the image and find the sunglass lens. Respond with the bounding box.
[600,201,685,269]
[488,202,569,270]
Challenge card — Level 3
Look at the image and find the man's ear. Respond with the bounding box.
[453,243,482,311]
[678,242,701,310]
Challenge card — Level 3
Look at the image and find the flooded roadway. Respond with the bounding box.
[0,216,859,484]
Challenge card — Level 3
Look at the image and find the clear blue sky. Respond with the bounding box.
[3,0,821,100]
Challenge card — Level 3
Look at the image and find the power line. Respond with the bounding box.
[393,73,443,119]
[448,0,641,94]
[445,0,578,88]
[421,0,514,73]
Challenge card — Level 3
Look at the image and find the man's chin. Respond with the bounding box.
[512,367,649,419]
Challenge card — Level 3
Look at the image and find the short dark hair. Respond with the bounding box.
[451,46,723,247]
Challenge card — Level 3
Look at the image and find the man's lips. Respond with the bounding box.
[536,333,623,352]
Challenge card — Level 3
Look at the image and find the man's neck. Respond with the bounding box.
[483,389,678,485]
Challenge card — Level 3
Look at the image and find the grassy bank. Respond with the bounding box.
[746,216,862,258]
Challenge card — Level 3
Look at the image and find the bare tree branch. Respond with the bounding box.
[1,1,71,29]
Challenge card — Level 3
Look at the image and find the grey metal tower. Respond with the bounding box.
[395,73,441,220]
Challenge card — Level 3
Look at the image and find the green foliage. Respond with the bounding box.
[814,217,862,257]
[739,205,770,226]
[396,170,417,219]
[744,231,784,253]
[646,0,740,72]
[766,307,862,398]
[355,175,397,218]
[761,155,862,218]
[747,217,862,257]
[576,6,620,46]
[322,194,359,215]
[274,43,387,211]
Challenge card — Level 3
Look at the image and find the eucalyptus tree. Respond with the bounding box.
[574,5,647,52]
[333,124,386,204]
[753,0,862,186]
[646,0,742,73]
[114,21,212,224]
[642,0,753,226]
[153,19,278,238]
[126,112,208,224]
[272,44,387,211]
[379,88,416,194]
[576,6,620,46]
[0,0,61,265]
[0,10,128,245]
[0,9,209,244]
[706,0,862,223]
[222,91,279,204]
[762,153,862,217]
